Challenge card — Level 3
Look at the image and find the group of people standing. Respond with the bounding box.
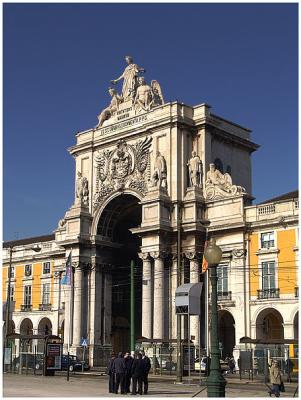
[107,351,151,395]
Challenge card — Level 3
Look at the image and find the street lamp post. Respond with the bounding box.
[204,237,226,397]
[4,246,14,348]
[54,270,64,337]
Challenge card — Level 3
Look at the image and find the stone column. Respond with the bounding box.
[88,260,103,365]
[139,252,153,339]
[283,323,294,339]
[72,265,83,346]
[151,251,165,340]
[186,251,200,347]
[63,276,73,350]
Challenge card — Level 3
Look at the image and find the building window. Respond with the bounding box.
[43,262,51,275]
[214,158,224,173]
[260,232,275,249]
[24,285,32,306]
[24,264,32,277]
[42,283,50,305]
[217,264,228,293]
[262,261,276,290]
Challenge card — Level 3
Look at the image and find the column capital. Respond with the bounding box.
[138,252,151,261]
[150,250,168,260]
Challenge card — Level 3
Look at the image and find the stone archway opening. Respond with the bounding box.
[218,310,235,358]
[20,318,33,351]
[37,317,52,352]
[96,193,142,353]
[37,317,52,336]
[256,308,284,341]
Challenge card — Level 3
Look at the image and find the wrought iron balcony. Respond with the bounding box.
[217,291,232,301]
[257,288,280,299]
[21,304,32,312]
[295,287,299,298]
[39,303,52,311]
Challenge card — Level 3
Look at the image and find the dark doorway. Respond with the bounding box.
[97,194,142,352]
[218,310,235,358]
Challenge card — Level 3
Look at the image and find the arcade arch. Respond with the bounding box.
[256,308,284,340]
[37,317,52,352]
[218,310,235,358]
[19,318,33,351]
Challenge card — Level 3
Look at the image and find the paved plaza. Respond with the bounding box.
[3,373,298,398]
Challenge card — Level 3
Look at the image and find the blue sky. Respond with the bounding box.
[3,3,298,241]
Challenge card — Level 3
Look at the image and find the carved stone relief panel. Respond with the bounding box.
[93,136,152,210]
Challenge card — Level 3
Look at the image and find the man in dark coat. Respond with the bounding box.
[141,351,151,394]
[112,352,126,394]
[131,353,145,395]
[124,352,134,393]
[107,353,116,393]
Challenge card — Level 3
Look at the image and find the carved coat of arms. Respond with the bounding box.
[93,137,152,209]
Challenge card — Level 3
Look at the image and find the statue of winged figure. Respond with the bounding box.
[150,80,164,107]
[135,136,153,173]
[134,78,165,113]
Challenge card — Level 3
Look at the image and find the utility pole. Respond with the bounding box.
[176,203,182,383]
[130,260,135,354]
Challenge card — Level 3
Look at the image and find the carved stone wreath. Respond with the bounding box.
[93,137,152,209]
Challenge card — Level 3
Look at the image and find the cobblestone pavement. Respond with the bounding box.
[3,373,299,398]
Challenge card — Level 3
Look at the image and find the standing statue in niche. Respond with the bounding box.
[96,87,122,128]
[111,56,145,101]
[76,172,89,205]
[152,151,167,189]
[187,151,203,187]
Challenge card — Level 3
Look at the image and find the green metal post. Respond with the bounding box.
[207,265,226,397]
[176,204,182,382]
[130,260,135,354]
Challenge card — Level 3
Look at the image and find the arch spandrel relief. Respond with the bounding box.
[93,136,153,210]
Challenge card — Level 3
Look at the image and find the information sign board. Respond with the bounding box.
[46,343,62,370]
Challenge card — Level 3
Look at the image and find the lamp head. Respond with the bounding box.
[204,237,222,266]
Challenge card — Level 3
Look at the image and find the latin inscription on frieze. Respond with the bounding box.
[99,115,148,136]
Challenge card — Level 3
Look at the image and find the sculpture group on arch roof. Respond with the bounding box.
[96,56,164,128]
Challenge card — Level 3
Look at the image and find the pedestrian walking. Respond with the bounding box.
[107,352,116,393]
[112,352,126,394]
[141,351,151,394]
[269,360,283,397]
[131,353,144,395]
[228,357,236,374]
[285,358,294,383]
[124,352,134,393]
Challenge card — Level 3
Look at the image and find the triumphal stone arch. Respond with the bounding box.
[55,56,258,366]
